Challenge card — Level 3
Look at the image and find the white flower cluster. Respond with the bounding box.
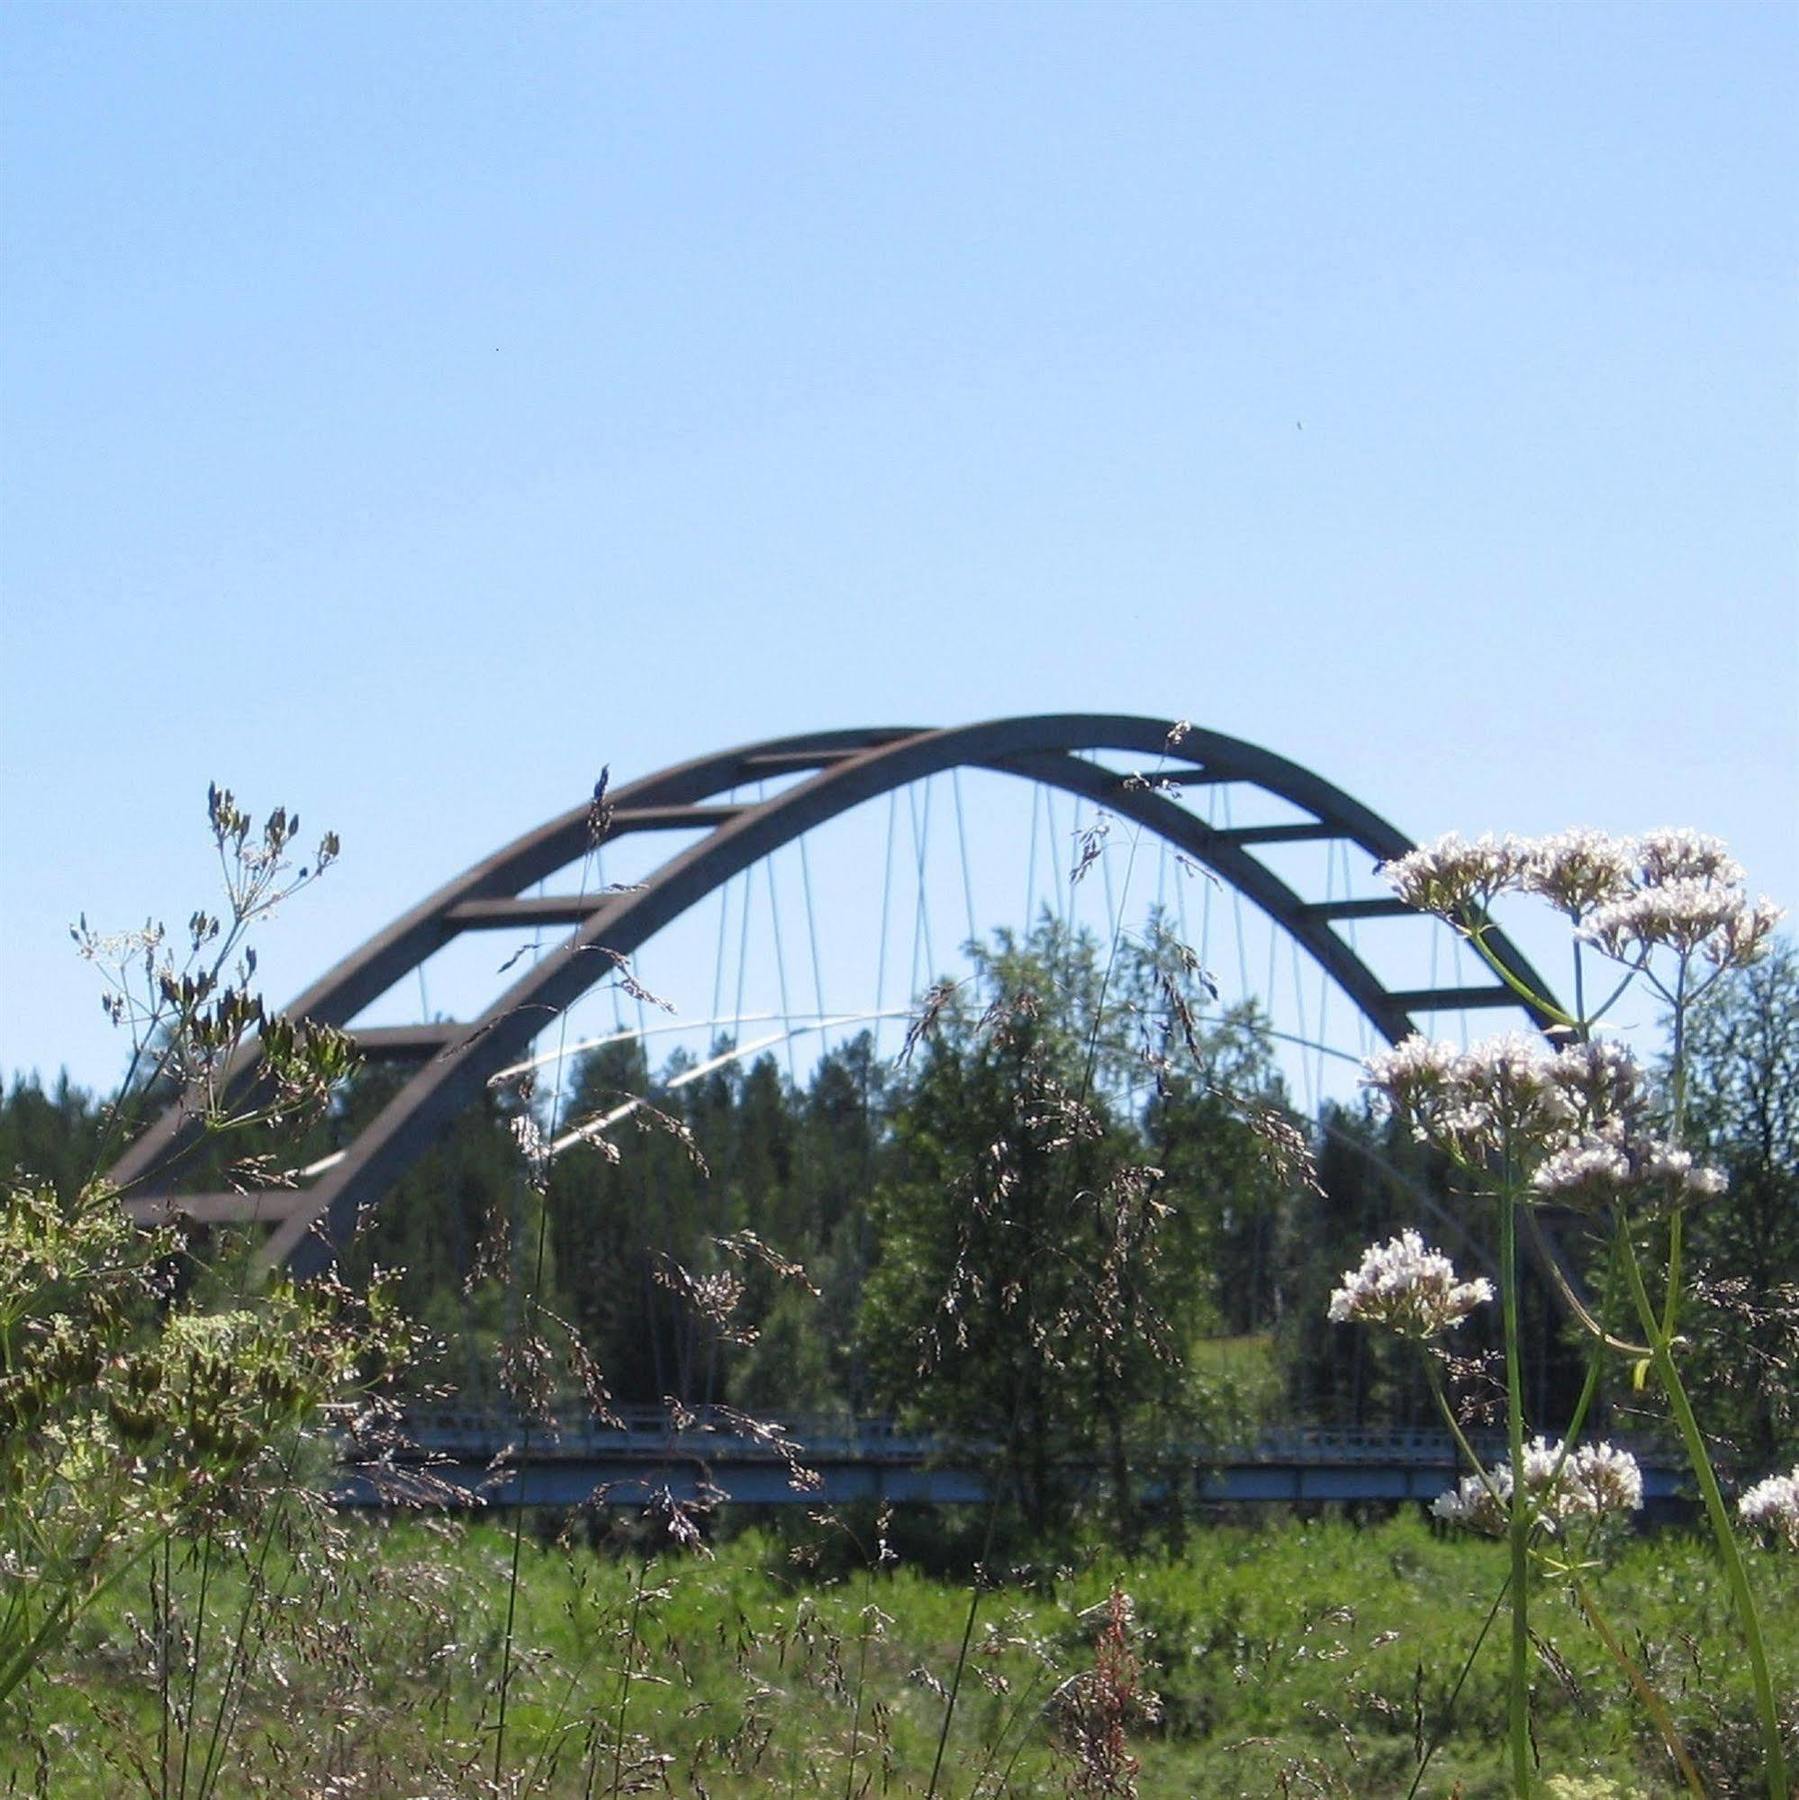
[1381,833,1535,916]
[1380,826,1781,970]
[1327,1230,1494,1340]
[1363,1032,1727,1207]
[1636,828,1744,889]
[1583,881,1784,968]
[1738,1466,1799,1552]
[1431,1438,1644,1535]
[1362,1032,1580,1164]
[1523,828,1642,919]
[1531,1134,1728,1212]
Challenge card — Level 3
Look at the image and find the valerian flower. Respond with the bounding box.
[1383,824,1781,978]
[1635,828,1745,890]
[1521,829,1639,920]
[1327,1230,1493,1339]
[1583,881,1783,968]
[1432,1439,1643,1535]
[1363,1032,1709,1197]
[1560,1441,1647,1519]
[1531,1131,1727,1213]
[1362,1032,1578,1165]
[1547,1039,1644,1132]
[1379,833,1532,916]
[1738,1467,1799,1552]
[1561,828,1783,972]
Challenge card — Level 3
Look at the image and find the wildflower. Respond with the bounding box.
[1548,1038,1645,1133]
[1738,1467,1799,1552]
[1328,1230,1494,1339]
[1561,1442,1646,1518]
[1583,881,1782,968]
[1531,1133,1727,1213]
[1432,1438,1644,1534]
[1523,829,1639,920]
[1054,1585,1159,1799]
[1363,1032,1576,1165]
[1380,833,1532,916]
[1714,895,1786,967]
[1359,1035,1460,1120]
[1458,1033,1582,1146]
[1432,1469,1514,1536]
[1635,828,1746,890]
[1565,827,1782,971]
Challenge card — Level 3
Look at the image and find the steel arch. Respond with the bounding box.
[112,715,1559,1276]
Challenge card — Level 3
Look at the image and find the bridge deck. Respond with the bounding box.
[331,1410,1688,1510]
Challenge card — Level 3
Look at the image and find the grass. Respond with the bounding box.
[7,1508,1794,1797]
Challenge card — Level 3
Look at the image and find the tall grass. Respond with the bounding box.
[6,1512,1796,1795]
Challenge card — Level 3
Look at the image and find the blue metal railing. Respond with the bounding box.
[366,1407,1683,1472]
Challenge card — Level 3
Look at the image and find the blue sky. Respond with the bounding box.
[2,2,1794,1095]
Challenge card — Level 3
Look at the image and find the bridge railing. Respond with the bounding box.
[373,1409,1682,1471]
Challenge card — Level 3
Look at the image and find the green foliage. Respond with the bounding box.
[8,1513,1796,1795]
[0,1170,418,1710]
[859,922,1290,1545]
[0,1072,107,1199]
[12,787,1799,1797]
[0,784,428,1796]
[1674,939,1799,1465]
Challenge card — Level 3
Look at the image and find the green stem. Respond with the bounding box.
[159,1532,173,1799]
[843,1601,872,1800]
[176,1525,217,1800]
[1462,925,1576,1029]
[1422,1358,1506,1513]
[1565,1568,1706,1797]
[1521,1206,1650,1358]
[968,1661,1056,1800]
[607,1558,650,1800]
[195,1442,302,1800]
[927,1573,985,1800]
[0,1514,167,1710]
[1499,1178,1533,1798]
[1662,962,1691,1342]
[1619,1214,1788,1797]
[0,1584,76,1712]
[1405,1576,1509,1800]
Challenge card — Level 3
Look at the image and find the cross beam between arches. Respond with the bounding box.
[110,715,1559,1277]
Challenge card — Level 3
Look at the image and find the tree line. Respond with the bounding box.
[6,927,1794,1526]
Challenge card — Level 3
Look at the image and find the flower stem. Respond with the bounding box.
[1499,1179,1533,1797]
[1463,925,1577,1029]
[1618,1213,1789,1798]
[1421,1358,1505,1513]
[606,1557,650,1800]
[1565,1568,1706,1797]
[1404,1575,1509,1800]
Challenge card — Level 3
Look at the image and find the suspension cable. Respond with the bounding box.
[764,843,799,1087]
[873,789,898,1058]
[731,785,757,1052]
[951,768,979,957]
[798,830,828,1042]
[907,777,935,999]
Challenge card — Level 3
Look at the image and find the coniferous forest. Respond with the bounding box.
[8,924,1793,1497]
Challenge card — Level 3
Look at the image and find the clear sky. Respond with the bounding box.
[2,2,1794,1096]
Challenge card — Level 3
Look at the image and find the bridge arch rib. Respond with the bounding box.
[111,715,1558,1277]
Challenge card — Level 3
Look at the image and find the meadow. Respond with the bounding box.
[8,1507,1795,1798]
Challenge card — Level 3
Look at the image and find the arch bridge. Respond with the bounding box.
[110,715,1558,1278]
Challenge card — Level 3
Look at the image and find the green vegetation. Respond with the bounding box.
[5,1512,1794,1796]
